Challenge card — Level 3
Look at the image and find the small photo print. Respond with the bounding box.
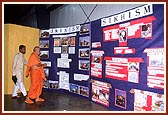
[44,68,49,77]
[70,83,79,94]
[79,36,90,46]
[79,60,89,71]
[149,55,164,67]
[128,62,139,72]
[115,89,126,109]
[119,30,127,42]
[70,36,75,46]
[43,80,49,88]
[92,55,101,63]
[61,37,69,46]
[79,48,90,58]
[49,80,59,89]
[39,40,49,48]
[40,30,49,38]
[79,86,89,97]
[40,51,49,59]
[62,46,68,53]
[141,23,152,38]
[80,23,90,35]
[54,38,61,46]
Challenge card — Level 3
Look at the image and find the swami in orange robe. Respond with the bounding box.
[25,46,46,104]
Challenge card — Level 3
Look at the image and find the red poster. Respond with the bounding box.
[105,57,143,83]
[91,80,110,106]
[91,50,104,78]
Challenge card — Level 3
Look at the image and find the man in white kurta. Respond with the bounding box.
[12,45,27,97]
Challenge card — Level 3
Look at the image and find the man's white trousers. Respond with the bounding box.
[12,82,27,97]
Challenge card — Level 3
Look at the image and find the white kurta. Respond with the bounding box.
[12,52,27,83]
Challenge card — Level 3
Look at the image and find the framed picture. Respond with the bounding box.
[141,23,152,38]
[79,48,90,58]
[79,86,89,97]
[40,30,49,38]
[54,38,61,46]
[49,80,58,89]
[115,89,127,109]
[40,51,49,59]
[119,29,127,42]
[80,23,90,35]
[70,36,75,46]
[70,83,79,94]
[61,37,69,46]
[79,60,89,71]
[79,36,90,46]
[43,80,49,88]
[62,46,68,53]
[39,40,49,48]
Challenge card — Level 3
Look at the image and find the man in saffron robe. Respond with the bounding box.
[25,46,47,104]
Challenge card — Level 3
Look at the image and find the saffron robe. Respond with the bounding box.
[26,52,46,99]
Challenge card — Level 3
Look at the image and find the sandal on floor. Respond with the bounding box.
[35,98,45,102]
[25,99,34,104]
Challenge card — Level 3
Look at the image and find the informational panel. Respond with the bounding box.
[40,4,165,112]
[91,4,165,111]
[41,24,90,98]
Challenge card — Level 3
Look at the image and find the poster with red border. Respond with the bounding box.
[115,89,127,109]
[144,48,164,89]
[133,89,164,111]
[91,79,111,107]
[104,56,143,83]
[90,50,104,78]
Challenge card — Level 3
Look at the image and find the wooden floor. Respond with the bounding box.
[3,90,109,112]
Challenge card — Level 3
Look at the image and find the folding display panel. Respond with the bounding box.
[40,4,165,111]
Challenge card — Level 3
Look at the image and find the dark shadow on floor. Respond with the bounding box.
[4,91,109,111]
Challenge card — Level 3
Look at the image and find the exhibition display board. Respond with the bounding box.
[39,4,164,111]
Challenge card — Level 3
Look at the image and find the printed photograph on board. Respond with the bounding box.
[80,23,90,35]
[49,80,59,89]
[128,62,139,72]
[115,89,126,109]
[92,55,102,63]
[79,36,90,46]
[79,60,89,71]
[79,86,89,97]
[62,46,68,53]
[39,40,49,48]
[79,48,90,58]
[61,37,69,46]
[119,29,127,42]
[43,80,49,88]
[149,54,164,67]
[70,83,79,94]
[70,36,75,46]
[92,81,110,106]
[54,38,61,46]
[141,23,152,38]
[40,30,49,38]
[40,51,49,59]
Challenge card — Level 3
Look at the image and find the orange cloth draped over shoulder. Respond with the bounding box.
[26,52,46,99]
